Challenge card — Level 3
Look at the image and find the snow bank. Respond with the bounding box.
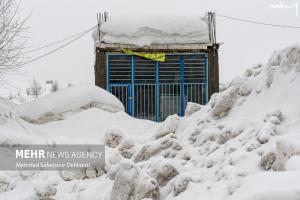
[0,97,47,146]
[31,108,156,143]
[286,156,300,171]
[92,14,210,47]
[267,45,300,72]
[100,45,300,200]
[230,172,300,200]
[2,45,300,200]
[0,97,16,125]
[17,84,125,123]
[0,97,17,109]
[109,159,159,200]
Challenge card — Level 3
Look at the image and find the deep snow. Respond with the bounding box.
[17,84,125,124]
[0,45,300,200]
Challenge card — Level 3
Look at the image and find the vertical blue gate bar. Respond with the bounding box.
[155,61,160,122]
[180,56,185,116]
[128,84,131,115]
[205,54,209,103]
[131,56,135,117]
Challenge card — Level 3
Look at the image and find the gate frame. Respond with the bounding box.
[106,52,209,121]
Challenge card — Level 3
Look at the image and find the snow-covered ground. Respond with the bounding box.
[0,45,300,199]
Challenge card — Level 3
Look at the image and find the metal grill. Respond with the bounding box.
[184,83,206,105]
[160,83,181,121]
[109,55,131,83]
[134,84,156,121]
[183,54,206,83]
[159,56,181,83]
[109,84,131,113]
[135,56,156,84]
[107,53,208,122]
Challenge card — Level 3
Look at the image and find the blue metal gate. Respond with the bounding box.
[107,53,208,121]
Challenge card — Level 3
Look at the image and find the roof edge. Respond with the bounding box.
[96,43,213,51]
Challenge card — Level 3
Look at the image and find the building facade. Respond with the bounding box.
[94,13,219,121]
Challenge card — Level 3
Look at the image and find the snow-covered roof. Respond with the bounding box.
[92,14,211,48]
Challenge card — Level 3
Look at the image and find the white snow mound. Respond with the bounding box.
[100,45,300,200]
[17,84,124,123]
[267,45,300,72]
[230,172,300,200]
[0,98,16,125]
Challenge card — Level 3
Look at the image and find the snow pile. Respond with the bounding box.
[1,45,300,200]
[0,83,157,199]
[230,172,300,200]
[267,45,300,72]
[0,98,45,146]
[0,97,16,125]
[109,159,159,200]
[100,45,300,200]
[104,125,124,148]
[17,84,125,123]
[154,115,180,139]
[92,14,210,47]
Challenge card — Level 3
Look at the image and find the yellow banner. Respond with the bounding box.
[122,48,165,62]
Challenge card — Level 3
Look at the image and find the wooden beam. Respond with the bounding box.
[96,43,212,51]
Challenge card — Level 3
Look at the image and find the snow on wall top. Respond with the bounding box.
[17,84,125,123]
[92,14,210,47]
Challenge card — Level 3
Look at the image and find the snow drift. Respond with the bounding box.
[100,45,300,200]
[1,45,300,200]
[92,14,210,47]
[17,84,125,123]
[0,83,156,199]
[0,97,18,125]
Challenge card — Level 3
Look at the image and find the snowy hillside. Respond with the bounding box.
[0,45,300,199]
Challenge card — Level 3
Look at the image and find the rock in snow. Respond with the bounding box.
[1,45,300,200]
[110,159,159,200]
[104,125,124,148]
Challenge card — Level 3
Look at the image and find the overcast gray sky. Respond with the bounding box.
[1,0,300,96]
